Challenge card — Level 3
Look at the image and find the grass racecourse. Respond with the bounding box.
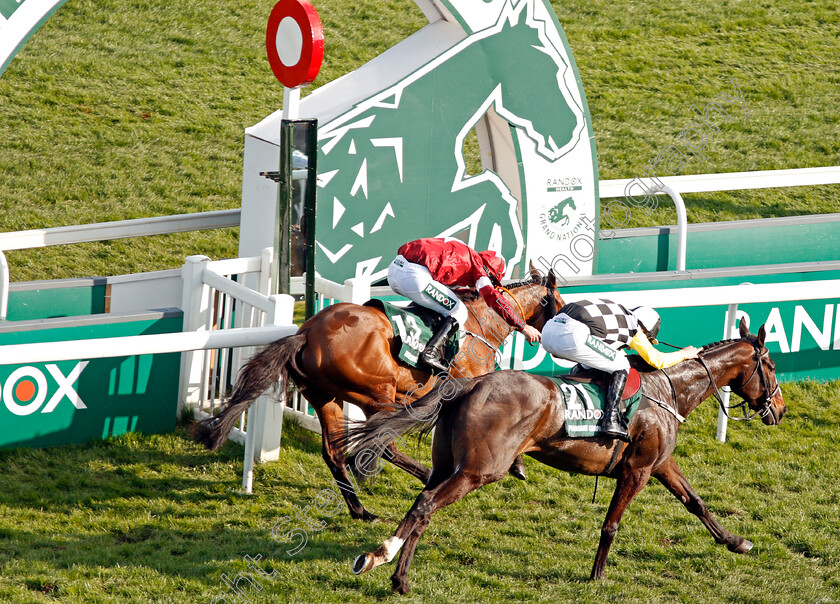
[0,0,839,602]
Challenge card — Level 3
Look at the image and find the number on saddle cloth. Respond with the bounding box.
[548,368,643,438]
[363,300,459,368]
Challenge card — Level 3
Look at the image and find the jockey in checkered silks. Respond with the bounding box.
[541,299,700,440]
[387,237,541,373]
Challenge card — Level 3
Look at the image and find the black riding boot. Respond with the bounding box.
[601,369,630,441]
[421,316,459,373]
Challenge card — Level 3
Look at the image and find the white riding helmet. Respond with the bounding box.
[632,306,661,344]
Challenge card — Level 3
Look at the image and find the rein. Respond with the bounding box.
[458,279,555,368]
[496,285,526,324]
[696,345,779,422]
[462,303,506,368]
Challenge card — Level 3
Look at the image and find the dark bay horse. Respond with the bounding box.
[347,319,786,593]
[192,271,563,521]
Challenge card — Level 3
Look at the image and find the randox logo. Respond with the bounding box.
[565,407,603,421]
[2,362,88,416]
[538,194,587,241]
[423,283,456,311]
[585,335,617,361]
[546,176,583,192]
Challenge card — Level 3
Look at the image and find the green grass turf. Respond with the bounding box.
[0,380,837,602]
[0,0,838,281]
[0,4,838,600]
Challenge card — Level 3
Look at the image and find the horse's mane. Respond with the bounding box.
[453,275,543,302]
[700,338,738,352]
[700,335,760,354]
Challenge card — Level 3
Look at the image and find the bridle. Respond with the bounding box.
[697,341,780,422]
[496,273,558,331]
[461,277,558,367]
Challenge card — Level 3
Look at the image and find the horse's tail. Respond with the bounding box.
[190,333,307,450]
[342,377,477,477]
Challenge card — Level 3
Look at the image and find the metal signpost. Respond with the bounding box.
[262,0,323,314]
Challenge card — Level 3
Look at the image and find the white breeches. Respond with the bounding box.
[387,255,469,327]
[541,313,630,373]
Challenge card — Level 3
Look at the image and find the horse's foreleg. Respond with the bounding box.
[384,443,432,484]
[389,515,432,595]
[315,400,378,522]
[591,466,652,580]
[653,456,752,554]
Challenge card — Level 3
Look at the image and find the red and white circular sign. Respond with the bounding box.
[266,0,324,88]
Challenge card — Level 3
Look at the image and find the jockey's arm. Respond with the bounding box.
[628,331,698,369]
[476,277,541,342]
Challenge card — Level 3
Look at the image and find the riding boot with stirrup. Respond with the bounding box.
[421,316,459,374]
[601,369,630,441]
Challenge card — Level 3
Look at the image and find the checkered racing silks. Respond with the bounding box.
[559,299,641,348]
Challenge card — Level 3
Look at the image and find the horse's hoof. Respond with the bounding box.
[351,509,379,523]
[731,538,753,554]
[353,553,374,575]
[509,458,527,481]
[391,575,410,594]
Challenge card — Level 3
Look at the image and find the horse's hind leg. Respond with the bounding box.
[384,443,432,484]
[314,399,378,522]
[354,468,494,594]
[653,456,752,554]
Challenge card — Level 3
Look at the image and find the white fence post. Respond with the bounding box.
[259,247,274,296]
[716,302,741,443]
[178,255,211,415]
[345,276,371,305]
[0,250,8,321]
[242,293,295,493]
[647,183,687,271]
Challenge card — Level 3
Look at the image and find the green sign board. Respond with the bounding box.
[495,296,840,384]
[8,280,107,321]
[309,0,598,283]
[0,311,182,449]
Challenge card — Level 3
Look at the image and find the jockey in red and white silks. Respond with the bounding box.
[388,238,540,372]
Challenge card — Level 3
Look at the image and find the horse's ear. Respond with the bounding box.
[738,317,750,339]
[545,269,557,290]
[757,324,767,347]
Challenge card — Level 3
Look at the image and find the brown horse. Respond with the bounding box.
[347,319,786,593]
[192,271,563,521]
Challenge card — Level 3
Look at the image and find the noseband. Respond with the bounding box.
[698,343,780,422]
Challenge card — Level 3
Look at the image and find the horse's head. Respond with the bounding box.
[505,269,563,331]
[481,0,584,161]
[731,319,787,425]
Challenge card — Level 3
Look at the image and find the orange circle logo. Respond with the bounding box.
[14,379,36,402]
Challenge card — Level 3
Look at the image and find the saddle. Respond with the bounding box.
[563,365,641,401]
[363,299,446,331]
[363,299,457,368]
[546,368,644,439]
